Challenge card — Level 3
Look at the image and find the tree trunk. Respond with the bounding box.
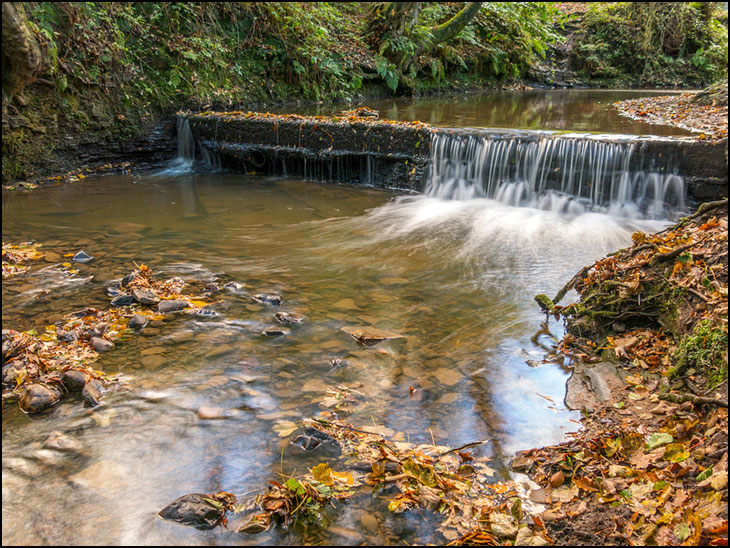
[423,2,484,50]
[2,2,48,105]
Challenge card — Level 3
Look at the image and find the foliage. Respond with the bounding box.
[571,2,728,86]
[371,2,561,90]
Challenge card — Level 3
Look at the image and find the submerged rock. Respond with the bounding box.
[291,427,340,453]
[223,281,245,292]
[194,307,219,318]
[340,326,405,346]
[158,300,189,314]
[252,293,282,306]
[82,379,108,407]
[158,492,237,530]
[274,311,303,326]
[19,383,62,413]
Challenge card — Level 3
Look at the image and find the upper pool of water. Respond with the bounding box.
[281,89,695,136]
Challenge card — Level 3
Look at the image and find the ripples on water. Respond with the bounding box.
[2,169,672,545]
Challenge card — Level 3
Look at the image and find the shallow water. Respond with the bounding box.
[283,89,695,136]
[1,170,670,545]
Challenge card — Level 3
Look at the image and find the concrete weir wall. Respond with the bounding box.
[182,112,727,200]
[184,112,432,190]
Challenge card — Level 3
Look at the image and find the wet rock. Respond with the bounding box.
[111,294,136,307]
[62,369,91,391]
[158,300,189,313]
[132,287,160,305]
[549,470,565,488]
[121,270,141,287]
[291,427,340,454]
[262,327,290,337]
[205,283,221,293]
[19,383,62,413]
[106,285,124,297]
[82,379,108,406]
[274,311,303,326]
[91,337,114,352]
[194,307,219,318]
[72,250,94,263]
[44,251,61,262]
[128,314,149,330]
[252,293,281,306]
[223,281,245,292]
[158,492,236,530]
[565,361,624,412]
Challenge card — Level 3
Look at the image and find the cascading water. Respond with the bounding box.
[159,118,197,173]
[426,131,687,220]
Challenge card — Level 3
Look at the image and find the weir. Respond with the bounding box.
[179,112,727,219]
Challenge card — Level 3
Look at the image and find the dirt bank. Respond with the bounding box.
[525,199,728,546]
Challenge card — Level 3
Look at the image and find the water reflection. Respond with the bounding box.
[282,89,694,136]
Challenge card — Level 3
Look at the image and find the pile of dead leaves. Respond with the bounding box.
[614,94,728,140]
[2,242,44,278]
[162,412,551,545]
[513,410,728,545]
[186,110,431,129]
[527,199,728,545]
[2,263,218,414]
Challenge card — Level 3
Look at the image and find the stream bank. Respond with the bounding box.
[524,199,728,546]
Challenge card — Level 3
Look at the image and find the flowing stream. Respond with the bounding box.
[2,91,684,545]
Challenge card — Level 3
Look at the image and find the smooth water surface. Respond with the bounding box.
[2,171,670,545]
[284,89,694,136]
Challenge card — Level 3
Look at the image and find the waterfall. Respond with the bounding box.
[177,118,195,161]
[426,132,686,219]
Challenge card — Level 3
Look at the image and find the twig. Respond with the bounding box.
[652,237,708,265]
[437,440,490,458]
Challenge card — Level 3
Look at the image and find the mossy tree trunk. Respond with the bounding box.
[2,2,48,105]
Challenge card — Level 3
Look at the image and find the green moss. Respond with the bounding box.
[673,320,728,387]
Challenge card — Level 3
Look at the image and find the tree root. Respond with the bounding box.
[659,391,728,408]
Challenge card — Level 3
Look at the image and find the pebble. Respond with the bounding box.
[91,337,114,352]
[253,293,282,305]
[158,300,189,313]
[359,514,379,534]
[128,314,149,330]
[197,405,226,420]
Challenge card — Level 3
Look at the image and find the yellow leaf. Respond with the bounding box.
[311,463,334,485]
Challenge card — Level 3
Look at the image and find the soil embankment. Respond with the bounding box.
[527,199,728,546]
